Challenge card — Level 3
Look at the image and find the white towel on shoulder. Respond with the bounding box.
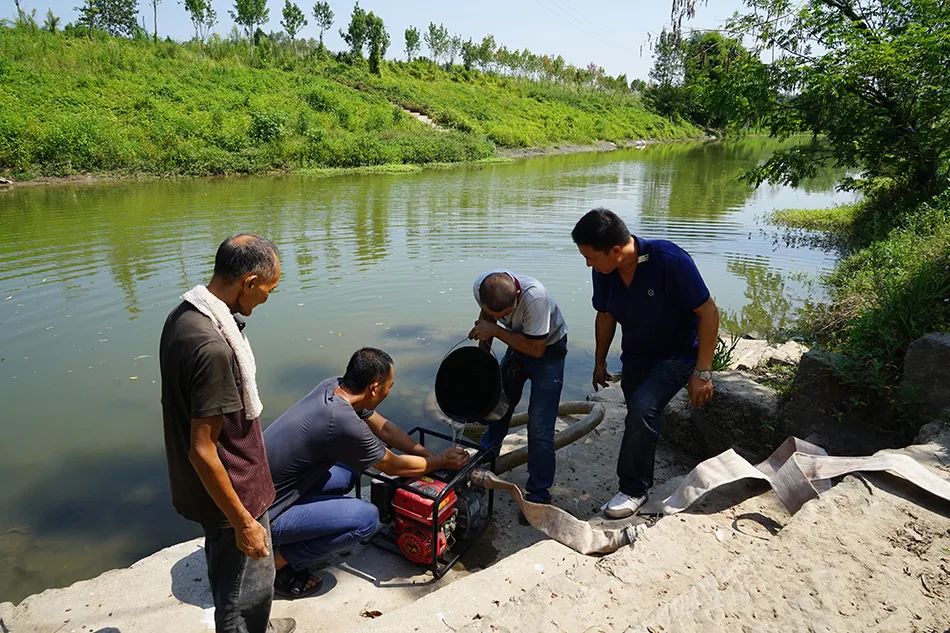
[182,284,263,420]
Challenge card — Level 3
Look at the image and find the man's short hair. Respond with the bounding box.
[213,234,280,283]
[571,208,631,253]
[479,273,517,313]
[340,347,394,393]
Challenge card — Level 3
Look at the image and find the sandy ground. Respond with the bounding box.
[2,384,947,633]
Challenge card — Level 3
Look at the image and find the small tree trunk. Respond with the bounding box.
[153,1,158,43]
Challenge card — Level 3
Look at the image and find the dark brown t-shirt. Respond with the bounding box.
[159,302,275,524]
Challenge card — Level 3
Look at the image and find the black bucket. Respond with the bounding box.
[434,346,507,422]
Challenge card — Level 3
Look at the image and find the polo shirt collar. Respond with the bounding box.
[634,235,651,265]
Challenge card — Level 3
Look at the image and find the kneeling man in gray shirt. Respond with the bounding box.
[264,347,468,598]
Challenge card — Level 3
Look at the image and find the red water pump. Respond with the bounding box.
[359,426,494,578]
[392,476,458,565]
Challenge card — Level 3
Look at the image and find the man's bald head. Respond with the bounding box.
[479,273,518,313]
[213,234,280,284]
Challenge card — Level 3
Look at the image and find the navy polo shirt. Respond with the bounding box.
[592,237,710,369]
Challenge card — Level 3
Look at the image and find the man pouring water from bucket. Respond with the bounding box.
[468,271,568,525]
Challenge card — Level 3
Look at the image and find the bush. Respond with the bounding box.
[433,108,477,134]
[486,124,533,148]
[799,192,950,432]
[0,113,32,172]
[304,88,337,112]
[249,110,287,143]
[171,139,236,175]
[34,115,135,173]
[392,131,492,164]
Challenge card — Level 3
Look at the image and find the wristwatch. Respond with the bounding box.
[693,369,712,381]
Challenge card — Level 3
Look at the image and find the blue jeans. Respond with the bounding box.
[480,338,566,503]
[202,512,275,633]
[618,356,694,497]
[270,465,380,571]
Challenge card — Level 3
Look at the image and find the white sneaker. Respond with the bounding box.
[604,491,647,518]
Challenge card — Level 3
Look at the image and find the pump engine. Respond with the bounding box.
[361,427,494,577]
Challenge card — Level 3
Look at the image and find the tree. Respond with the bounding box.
[404,25,420,61]
[424,22,448,65]
[643,28,686,117]
[149,0,160,41]
[75,0,98,36]
[460,38,478,70]
[678,31,765,130]
[13,0,37,27]
[76,0,139,37]
[447,34,461,67]
[230,0,269,41]
[551,54,565,82]
[729,0,950,195]
[311,1,332,48]
[281,0,306,41]
[340,2,367,60]
[14,3,37,29]
[495,44,511,73]
[477,34,495,71]
[365,11,389,74]
[43,9,60,32]
[183,0,216,42]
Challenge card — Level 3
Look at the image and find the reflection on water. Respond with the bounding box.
[0,139,854,602]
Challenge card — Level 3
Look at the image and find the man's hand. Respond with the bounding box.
[687,374,713,408]
[439,446,470,470]
[592,361,612,391]
[468,319,498,343]
[235,518,270,560]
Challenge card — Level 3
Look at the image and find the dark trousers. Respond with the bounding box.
[480,338,566,503]
[618,356,694,497]
[203,512,275,633]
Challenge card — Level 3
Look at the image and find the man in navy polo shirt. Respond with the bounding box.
[571,208,719,518]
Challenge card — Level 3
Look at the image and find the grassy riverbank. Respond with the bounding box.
[772,193,950,432]
[0,27,697,180]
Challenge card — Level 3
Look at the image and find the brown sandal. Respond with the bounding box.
[274,567,322,599]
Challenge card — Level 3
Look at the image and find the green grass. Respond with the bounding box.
[345,62,696,149]
[788,191,950,434]
[770,204,861,233]
[0,27,698,179]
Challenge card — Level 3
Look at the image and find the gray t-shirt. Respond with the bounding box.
[473,271,567,345]
[265,377,386,518]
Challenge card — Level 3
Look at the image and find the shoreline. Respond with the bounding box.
[2,377,946,631]
[0,136,708,190]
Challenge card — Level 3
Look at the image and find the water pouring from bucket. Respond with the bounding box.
[434,343,510,442]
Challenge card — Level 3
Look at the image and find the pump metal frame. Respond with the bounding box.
[356,427,495,579]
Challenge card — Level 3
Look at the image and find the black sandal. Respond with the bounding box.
[274,567,323,600]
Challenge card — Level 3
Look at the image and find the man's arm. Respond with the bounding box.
[688,297,719,408]
[474,309,495,352]
[472,322,547,358]
[374,447,469,477]
[363,411,433,458]
[593,311,617,390]
[189,416,269,559]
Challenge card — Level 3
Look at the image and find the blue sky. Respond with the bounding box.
[5,0,745,79]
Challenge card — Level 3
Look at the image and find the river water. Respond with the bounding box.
[0,139,852,602]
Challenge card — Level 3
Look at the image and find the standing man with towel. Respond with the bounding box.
[469,271,567,523]
[160,234,294,633]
